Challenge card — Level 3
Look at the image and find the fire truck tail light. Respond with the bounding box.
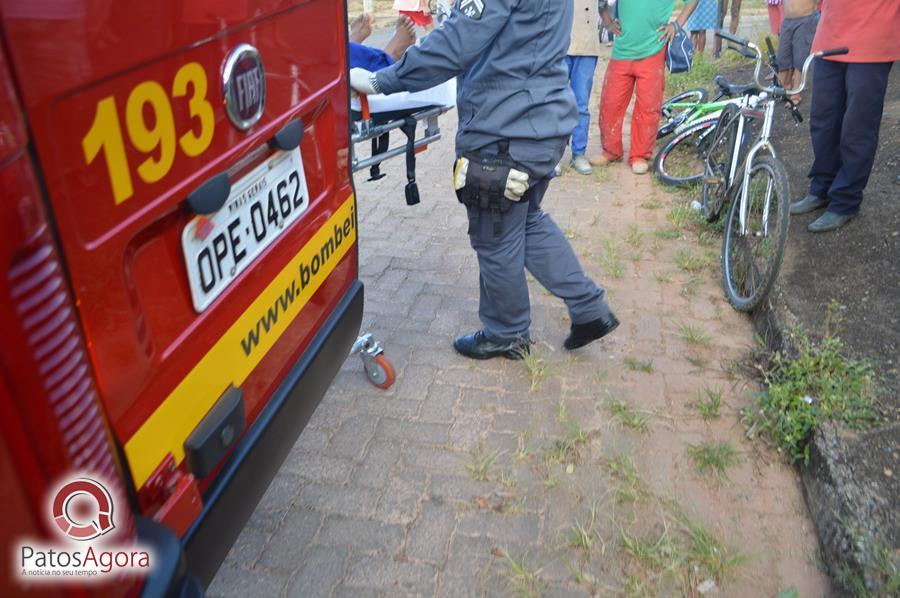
[0,42,134,546]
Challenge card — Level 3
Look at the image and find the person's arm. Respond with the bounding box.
[599,1,621,36]
[658,0,697,43]
[374,0,517,94]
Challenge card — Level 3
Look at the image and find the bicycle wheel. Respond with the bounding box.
[721,155,790,312]
[700,104,741,223]
[653,118,718,186]
[658,88,708,139]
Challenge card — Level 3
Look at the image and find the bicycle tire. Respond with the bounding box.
[653,119,718,186]
[658,88,708,139]
[701,104,741,223]
[721,155,790,312]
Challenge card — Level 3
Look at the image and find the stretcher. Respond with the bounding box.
[348,80,455,388]
[350,80,455,205]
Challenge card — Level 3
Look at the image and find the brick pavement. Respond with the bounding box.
[210,61,828,596]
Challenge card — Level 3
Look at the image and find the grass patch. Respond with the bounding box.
[694,387,723,420]
[604,453,648,503]
[640,200,663,210]
[605,399,650,432]
[667,203,693,230]
[465,443,502,481]
[682,517,747,582]
[567,500,601,552]
[624,356,653,373]
[551,418,589,463]
[677,321,712,346]
[674,248,707,273]
[653,271,673,284]
[625,224,644,249]
[496,549,543,598]
[836,535,900,597]
[687,441,740,482]
[680,276,701,299]
[521,350,554,392]
[746,327,876,463]
[665,51,720,96]
[601,238,625,279]
[654,228,682,240]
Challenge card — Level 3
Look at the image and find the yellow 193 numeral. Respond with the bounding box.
[82,62,215,205]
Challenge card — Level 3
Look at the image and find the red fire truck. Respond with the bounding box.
[0,1,399,594]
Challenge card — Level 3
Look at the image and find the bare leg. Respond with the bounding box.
[729,0,742,34]
[349,13,373,43]
[384,16,417,62]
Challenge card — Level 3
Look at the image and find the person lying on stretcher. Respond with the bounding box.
[349,13,417,72]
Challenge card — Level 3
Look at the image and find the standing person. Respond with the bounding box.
[565,0,604,175]
[776,0,819,106]
[393,0,432,28]
[350,0,620,359]
[766,0,785,35]
[723,0,742,34]
[591,0,697,175]
[789,0,900,232]
[685,0,719,55]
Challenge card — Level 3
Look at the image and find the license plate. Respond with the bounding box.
[182,149,309,312]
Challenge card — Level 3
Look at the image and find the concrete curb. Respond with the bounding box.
[753,284,900,595]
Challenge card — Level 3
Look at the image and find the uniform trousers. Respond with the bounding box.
[598,48,666,164]
[466,178,611,343]
[808,58,893,215]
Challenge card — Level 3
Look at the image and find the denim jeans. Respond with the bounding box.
[564,55,598,156]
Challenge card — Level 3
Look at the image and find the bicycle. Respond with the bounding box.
[700,31,848,311]
[654,54,767,186]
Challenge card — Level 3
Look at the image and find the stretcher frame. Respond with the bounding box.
[350,95,451,173]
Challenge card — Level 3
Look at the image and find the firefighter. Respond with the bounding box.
[349,0,619,360]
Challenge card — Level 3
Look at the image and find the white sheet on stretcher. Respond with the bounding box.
[351,78,456,113]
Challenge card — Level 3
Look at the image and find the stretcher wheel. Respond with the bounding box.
[365,354,395,389]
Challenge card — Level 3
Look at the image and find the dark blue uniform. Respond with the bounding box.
[375,0,613,343]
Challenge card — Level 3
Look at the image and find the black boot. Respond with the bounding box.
[453,331,529,360]
[564,313,619,350]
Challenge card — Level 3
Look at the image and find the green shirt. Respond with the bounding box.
[612,0,675,61]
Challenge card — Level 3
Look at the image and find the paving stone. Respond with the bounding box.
[406,499,456,565]
[325,414,379,460]
[456,511,542,545]
[257,507,323,571]
[374,469,428,525]
[402,445,463,472]
[282,451,353,484]
[299,483,380,518]
[286,545,349,598]
[377,418,450,446]
[343,555,437,594]
[351,439,402,488]
[316,515,405,553]
[419,382,459,423]
[206,562,287,597]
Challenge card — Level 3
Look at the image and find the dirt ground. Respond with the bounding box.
[767,66,900,419]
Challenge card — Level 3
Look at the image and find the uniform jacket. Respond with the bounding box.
[569,0,603,56]
[376,0,578,178]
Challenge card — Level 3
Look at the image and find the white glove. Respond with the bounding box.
[454,157,530,202]
[504,168,529,201]
[349,67,377,96]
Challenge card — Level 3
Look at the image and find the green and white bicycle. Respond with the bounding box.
[654,58,764,186]
[701,31,848,311]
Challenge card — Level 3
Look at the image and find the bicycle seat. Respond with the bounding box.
[715,75,758,96]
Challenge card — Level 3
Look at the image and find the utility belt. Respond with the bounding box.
[454,140,522,237]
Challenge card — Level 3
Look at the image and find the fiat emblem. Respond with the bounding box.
[222,44,266,131]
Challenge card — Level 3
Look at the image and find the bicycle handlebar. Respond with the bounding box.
[820,47,850,58]
[715,29,748,47]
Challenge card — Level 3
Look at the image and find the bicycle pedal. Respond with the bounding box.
[703,176,724,185]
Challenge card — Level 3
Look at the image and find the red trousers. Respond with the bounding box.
[598,48,666,164]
